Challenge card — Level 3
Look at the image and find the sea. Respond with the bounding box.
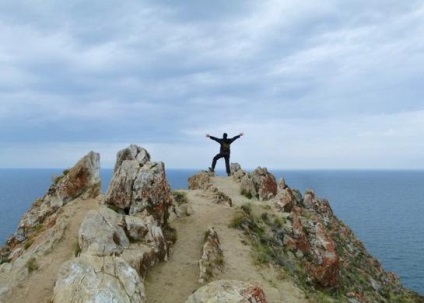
[0,168,423,295]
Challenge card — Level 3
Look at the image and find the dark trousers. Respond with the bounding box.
[211,153,231,175]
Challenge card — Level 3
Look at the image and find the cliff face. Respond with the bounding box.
[0,147,422,303]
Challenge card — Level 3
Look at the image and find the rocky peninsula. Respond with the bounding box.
[0,145,422,303]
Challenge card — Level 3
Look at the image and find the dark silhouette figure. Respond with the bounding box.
[206,132,244,176]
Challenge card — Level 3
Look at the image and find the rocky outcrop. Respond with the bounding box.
[52,145,173,303]
[104,145,172,226]
[188,171,233,207]
[1,151,101,259]
[238,166,277,201]
[188,171,213,190]
[198,227,224,284]
[231,163,247,182]
[0,151,102,302]
[186,280,267,303]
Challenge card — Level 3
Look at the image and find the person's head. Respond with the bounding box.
[223,133,228,139]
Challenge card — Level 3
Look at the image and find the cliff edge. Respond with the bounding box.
[0,146,422,303]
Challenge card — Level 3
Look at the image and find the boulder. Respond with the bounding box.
[186,280,267,303]
[188,171,212,190]
[198,227,224,284]
[306,222,340,288]
[251,167,277,201]
[103,145,172,226]
[52,255,145,303]
[56,151,101,202]
[79,207,129,256]
[113,144,150,172]
[275,187,296,212]
[231,163,247,182]
[240,174,257,199]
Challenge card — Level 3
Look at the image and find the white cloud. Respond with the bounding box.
[0,1,423,168]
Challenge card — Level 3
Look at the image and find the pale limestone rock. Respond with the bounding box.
[124,215,152,242]
[52,255,145,303]
[114,144,150,172]
[188,171,212,190]
[240,174,257,199]
[198,227,224,284]
[186,280,267,303]
[79,207,129,256]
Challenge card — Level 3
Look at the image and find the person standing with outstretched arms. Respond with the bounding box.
[206,132,244,176]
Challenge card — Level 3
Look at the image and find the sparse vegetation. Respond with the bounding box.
[26,257,39,273]
[171,191,188,205]
[73,239,81,257]
[24,239,34,250]
[240,189,253,199]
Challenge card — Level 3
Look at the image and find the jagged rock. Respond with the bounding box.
[114,144,150,172]
[207,186,232,207]
[0,151,101,266]
[56,151,101,202]
[79,207,129,256]
[230,163,242,173]
[240,174,257,199]
[174,203,194,217]
[275,187,297,212]
[52,255,145,303]
[231,163,247,182]
[252,167,277,201]
[198,227,224,284]
[239,168,277,201]
[120,243,158,277]
[186,280,267,303]
[103,145,172,226]
[306,222,340,288]
[188,171,212,190]
[124,215,151,242]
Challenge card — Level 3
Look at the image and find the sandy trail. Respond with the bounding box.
[144,176,307,303]
[3,198,98,303]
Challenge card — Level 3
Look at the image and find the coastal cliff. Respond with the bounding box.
[0,145,423,303]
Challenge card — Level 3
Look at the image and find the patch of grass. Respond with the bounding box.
[24,239,34,250]
[240,203,252,215]
[240,189,253,199]
[171,191,188,205]
[26,257,39,273]
[229,210,247,229]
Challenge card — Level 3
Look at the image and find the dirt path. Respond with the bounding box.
[3,197,99,303]
[144,176,308,303]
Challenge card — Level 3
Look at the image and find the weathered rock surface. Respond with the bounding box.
[0,151,102,302]
[186,280,267,303]
[198,227,224,284]
[52,255,145,303]
[78,206,129,256]
[1,151,101,258]
[237,166,277,201]
[188,171,212,190]
[52,145,173,303]
[251,167,277,201]
[104,145,172,226]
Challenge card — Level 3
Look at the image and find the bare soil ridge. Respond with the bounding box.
[144,176,307,303]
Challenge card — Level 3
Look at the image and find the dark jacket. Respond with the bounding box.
[209,135,241,154]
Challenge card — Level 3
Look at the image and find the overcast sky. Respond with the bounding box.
[0,0,423,169]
